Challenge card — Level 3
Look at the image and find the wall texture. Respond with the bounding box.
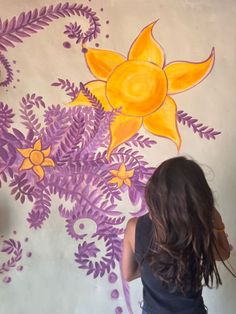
[0,0,235,313]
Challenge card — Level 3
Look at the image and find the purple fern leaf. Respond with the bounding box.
[0,3,101,51]
[51,78,79,100]
[19,94,45,135]
[0,239,22,274]
[27,186,51,229]
[0,53,13,86]
[54,112,85,165]
[78,82,106,154]
[125,133,157,148]
[177,110,221,140]
[0,102,15,131]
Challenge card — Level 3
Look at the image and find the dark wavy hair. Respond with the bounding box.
[145,156,221,293]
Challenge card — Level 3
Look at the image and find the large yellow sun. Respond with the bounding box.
[69,21,215,158]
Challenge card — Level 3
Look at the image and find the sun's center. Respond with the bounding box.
[106,60,167,117]
[29,150,44,165]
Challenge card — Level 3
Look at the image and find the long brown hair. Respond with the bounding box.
[145,156,221,293]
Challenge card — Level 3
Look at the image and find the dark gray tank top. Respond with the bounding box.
[135,214,207,314]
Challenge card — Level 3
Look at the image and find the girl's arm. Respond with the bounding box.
[121,218,141,282]
[212,208,231,261]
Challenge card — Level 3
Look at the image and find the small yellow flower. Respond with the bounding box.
[17,139,55,181]
[108,163,134,188]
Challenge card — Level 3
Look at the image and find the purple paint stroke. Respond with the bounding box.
[79,223,85,230]
[0,3,101,52]
[3,276,11,283]
[111,289,119,299]
[51,78,79,100]
[125,133,157,149]
[64,22,82,43]
[63,9,101,44]
[27,184,51,229]
[63,41,71,49]
[177,110,221,140]
[83,111,112,152]
[42,104,72,151]
[28,165,123,229]
[9,172,35,204]
[19,93,45,136]
[0,53,13,87]
[16,265,23,271]
[109,272,118,283]
[57,160,122,203]
[26,252,32,258]
[74,82,116,154]
[54,112,85,165]
[51,80,110,155]
[115,307,123,314]
[77,83,113,153]
[0,129,20,188]
[61,200,124,241]
[75,234,122,279]
[0,238,23,275]
[0,102,15,130]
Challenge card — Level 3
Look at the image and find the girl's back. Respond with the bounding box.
[122,157,230,314]
[135,214,206,314]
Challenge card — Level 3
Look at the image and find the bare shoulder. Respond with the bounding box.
[125,217,138,234]
[124,218,138,252]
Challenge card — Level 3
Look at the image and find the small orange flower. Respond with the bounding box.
[17,139,55,181]
[108,163,134,188]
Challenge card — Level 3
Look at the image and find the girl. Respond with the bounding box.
[122,156,230,314]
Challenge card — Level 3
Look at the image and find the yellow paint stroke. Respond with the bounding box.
[108,162,135,188]
[17,139,55,181]
[69,21,215,156]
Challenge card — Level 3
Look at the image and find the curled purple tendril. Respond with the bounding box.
[64,22,82,42]
[0,238,23,275]
[0,53,13,87]
[0,3,101,52]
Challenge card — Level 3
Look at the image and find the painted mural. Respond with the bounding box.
[0,2,224,313]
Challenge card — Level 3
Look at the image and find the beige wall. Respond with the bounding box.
[0,0,235,313]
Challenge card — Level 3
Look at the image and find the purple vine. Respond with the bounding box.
[0,53,13,87]
[54,113,85,165]
[125,133,157,148]
[27,183,51,229]
[42,105,72,150]
[0,239,22,274]
[0,102,15,131]
[78,83,106,153]
[9,172,35,203]
[64,22,83,43]
[177,110,221,140]
[75,235,122,278]
[0,3,101,52]
[51,78,79,100]
[19,94,45,135]
[0,129,19,188]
